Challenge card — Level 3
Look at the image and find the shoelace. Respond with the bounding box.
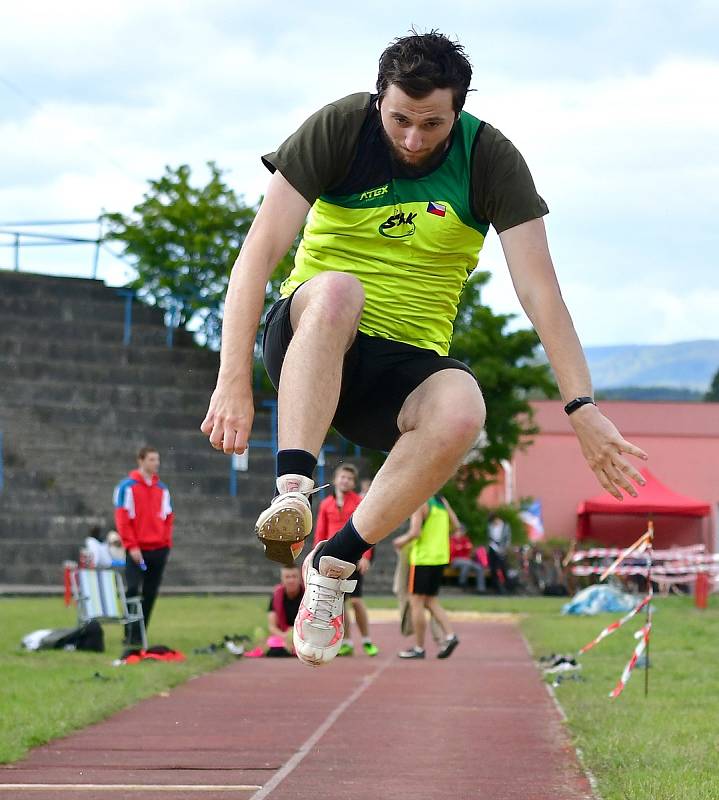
[308,579,341,625]
[272,484,330,504]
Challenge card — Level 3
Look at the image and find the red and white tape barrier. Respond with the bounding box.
[579,593,652,654]
[609,623,651,698]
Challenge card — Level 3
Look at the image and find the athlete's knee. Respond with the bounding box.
[307,272,365,326]
[438,381,486,447]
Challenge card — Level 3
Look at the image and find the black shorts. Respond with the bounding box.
[347,569,364,598]
[262,290,476,452]
[409,564,445,597]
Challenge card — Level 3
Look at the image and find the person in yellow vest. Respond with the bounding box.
[201,31,648,668]
[393,495,460,659]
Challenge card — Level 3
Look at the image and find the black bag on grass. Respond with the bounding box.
[40,621,105,652]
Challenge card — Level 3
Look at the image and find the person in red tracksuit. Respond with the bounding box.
[314,463,378,657]
[113,446,174,646]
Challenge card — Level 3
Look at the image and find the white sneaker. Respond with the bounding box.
[293,544,357,667]
[255,474,315,565]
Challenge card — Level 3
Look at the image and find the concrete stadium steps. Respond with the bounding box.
[0,270,383,592]
[0,421,273,451]
[5,378,216,414]
[0,335,218,370]
[0,271,120,301]
[0,292,166,326]
[3,400,212,430]
[1,312,196,348]
[3,358,218,389]
[5,443,276,474]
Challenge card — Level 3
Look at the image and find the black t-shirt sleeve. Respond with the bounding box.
[261,92,371,205]
[268,596,274,613]
[471,123,549,233]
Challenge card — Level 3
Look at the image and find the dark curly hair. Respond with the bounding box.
[377,30,473,113]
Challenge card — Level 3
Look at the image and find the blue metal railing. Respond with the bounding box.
[0,219,108,279]
[228,400,361,497]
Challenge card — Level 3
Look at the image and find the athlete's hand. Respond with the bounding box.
[357,557,371,575]
[200,381,255,455]
[128,547,143,565]
[569,404,648,500]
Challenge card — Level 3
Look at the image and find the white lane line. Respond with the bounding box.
[250,658,392,800]
[518,631,601,800]
[0,785,261,793]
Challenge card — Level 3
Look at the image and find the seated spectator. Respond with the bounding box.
[449,524,486,593]
[267,565,303,657]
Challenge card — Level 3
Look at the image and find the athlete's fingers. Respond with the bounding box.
[209,420,225,450]
[617,437,648,461]
[222,422,239,455]
[615,457,646,488]
[595,467,623,501]
[230,430,247,455]
[603,462,638,498]
[200,411,214,436]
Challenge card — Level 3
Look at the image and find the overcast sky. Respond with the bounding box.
[1,1,717,347]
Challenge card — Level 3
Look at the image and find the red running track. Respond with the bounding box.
[0,621,594,800]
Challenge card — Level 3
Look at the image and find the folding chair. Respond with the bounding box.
[69,566,148,650]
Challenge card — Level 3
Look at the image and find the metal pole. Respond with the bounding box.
[13,233,19,271]
[645,519,654,699]
[229,456,237,497]
[317,447,326,496]
[263,399,278,455]
[0,431,4,492]
[92,240,101,279]
[121,291,134,346]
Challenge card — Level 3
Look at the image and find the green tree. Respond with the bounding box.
[442,270,558,539]
[704,368,719,401]
[103,162,296,347]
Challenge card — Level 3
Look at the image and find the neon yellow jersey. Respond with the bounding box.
[409,496,451,566]
[280,111,489,356]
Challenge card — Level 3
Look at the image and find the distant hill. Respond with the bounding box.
[535,340,719,393]
[594,386,704,402]
[583,340,719,392]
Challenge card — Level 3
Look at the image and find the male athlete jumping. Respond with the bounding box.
[201,31,647,667]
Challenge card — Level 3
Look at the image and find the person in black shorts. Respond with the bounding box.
[393,495,459,659]
[201,31,648,667]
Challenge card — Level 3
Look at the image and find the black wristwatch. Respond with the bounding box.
[564,396,596,415]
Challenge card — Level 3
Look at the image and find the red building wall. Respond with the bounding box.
[509,401,719,547]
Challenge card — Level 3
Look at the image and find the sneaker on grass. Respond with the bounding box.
[293,545,357,667]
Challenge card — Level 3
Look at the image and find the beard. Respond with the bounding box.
[381,126,453,177]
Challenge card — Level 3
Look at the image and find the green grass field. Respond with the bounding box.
[1,593,717,799]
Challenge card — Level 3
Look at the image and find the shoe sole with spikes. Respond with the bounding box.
[255,492,313,566]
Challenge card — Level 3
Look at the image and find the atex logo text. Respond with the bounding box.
[359,185,389,201]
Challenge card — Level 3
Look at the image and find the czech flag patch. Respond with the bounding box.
[426,201,446,217]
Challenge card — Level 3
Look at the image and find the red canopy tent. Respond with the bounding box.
[576,468,712,549]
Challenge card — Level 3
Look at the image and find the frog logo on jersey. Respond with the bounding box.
[359,184,389,201]
[379,210,417,239]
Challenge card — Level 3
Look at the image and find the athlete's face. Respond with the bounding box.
[379,84,457,171]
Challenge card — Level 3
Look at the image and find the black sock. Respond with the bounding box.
[276,449,317,480]
[313,517,372,569]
